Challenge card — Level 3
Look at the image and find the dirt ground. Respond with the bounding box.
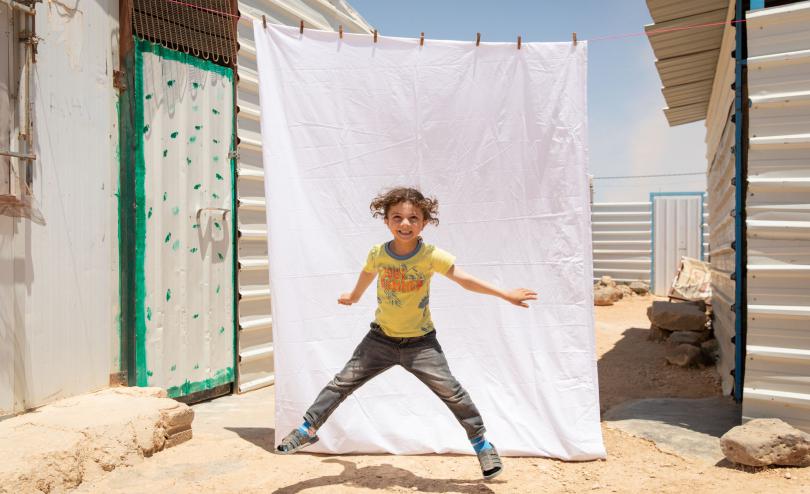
[75,295,810,493]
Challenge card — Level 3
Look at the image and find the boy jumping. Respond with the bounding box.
[276,187,537,480]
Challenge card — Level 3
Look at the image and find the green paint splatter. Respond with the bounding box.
[192,224,199,229]
[193,313,200,319]
[192,105,199,112]
[195,125,202,130]
[147,370,153,377]
[172,206,180,215]
[146,307,152,321]
[193,363,200,370]
[213,139,219,144]
[218,326,225,334]
[215,173,224,180]
[170,131,179,139]
[192,82,200,89]
[143,124,149,133]
[217,252,224,261]
[212,193,219,199]
[167,80,175,87]
[189,247,198,253]
[212,108,220,115]
[172,240,181,251]
[214,221,221,230]
[186,157,192,165]
[166,289,172,301]
[193,184,201,190]
[216,284,221,294]
[163,192,168,201]
[170,364,176,371]
[213,156,220,162]
[147,207,153,219]
[163,149,168,158]
[189,136,197,144]
[145,94,153,100]
[164,232,172,243]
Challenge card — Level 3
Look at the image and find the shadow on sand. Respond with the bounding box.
[271,458,499,494]
[224,427,276,453]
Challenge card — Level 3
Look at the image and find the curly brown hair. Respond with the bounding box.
[369,187,440,226]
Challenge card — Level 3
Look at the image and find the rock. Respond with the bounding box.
[647,301,708,332]
[667,330,709,346]
[594,288,614,306]
[648,325,671,342]
[665,344,703,367]
[617,284,635,297]
[609,287,623,302]
[600,275,616,288]
[720,418,810,467]
[701,338,720,362]
[629,281,649,295]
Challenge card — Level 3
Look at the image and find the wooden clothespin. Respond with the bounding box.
[261,15,267,28]
[476,32,481,46]
[517,35,522,50]
[572,32,577,45]
[339,25,343,39]
[373,29,378,43]
[420,32,424,46]
[299,20,304,34]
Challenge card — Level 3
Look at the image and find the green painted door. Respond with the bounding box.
[126,39,236,399]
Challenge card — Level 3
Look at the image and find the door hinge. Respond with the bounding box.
[113,69,127,92]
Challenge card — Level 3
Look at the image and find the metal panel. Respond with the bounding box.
[591,202,652,283]
[135,40,236,398]
[651,193,705,295]
[645,0,734,126]
[744,1,810,432]
[234,0,372,393]
[1,1,120,415]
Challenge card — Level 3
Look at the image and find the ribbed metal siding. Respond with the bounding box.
[591,202,652,283]
[743,2,810,432]
[234,0,372,393]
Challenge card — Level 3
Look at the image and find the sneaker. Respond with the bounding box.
[276,427,319,454]
[476,443,503,479]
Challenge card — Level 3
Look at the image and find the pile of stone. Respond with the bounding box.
[593,276,649,306]
[646,300,719,367]
[721,418,810,467]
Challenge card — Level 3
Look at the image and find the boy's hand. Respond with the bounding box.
[338,293,358,305]
[504,288,538,308]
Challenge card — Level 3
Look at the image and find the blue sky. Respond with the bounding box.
[347,0,708,202]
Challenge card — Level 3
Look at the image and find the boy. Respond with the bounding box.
[276,187,537,480]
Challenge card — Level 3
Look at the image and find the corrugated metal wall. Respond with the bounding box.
[233,1,372,393]
[591,202,652,283]
[1,2,120,415]
[705,0,737,396]
[743,2,810,432]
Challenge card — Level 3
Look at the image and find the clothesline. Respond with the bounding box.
[160,0,744,44]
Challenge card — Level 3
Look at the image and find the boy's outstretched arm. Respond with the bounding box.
[338,270,377,305]
[444,265,537,308]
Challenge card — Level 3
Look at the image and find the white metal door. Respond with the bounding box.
[651,193,704,295]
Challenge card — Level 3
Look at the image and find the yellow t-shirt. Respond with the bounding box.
[363,239,456,338]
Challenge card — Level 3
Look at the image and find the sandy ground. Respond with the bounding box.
[75,295,810,493]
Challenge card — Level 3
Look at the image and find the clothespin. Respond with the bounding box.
[572,32,577,45]
[420,32,424,47]
[373,29,378,43]
[339,25,343,39]
[517,35,522,50]
[262,15,266,28]
[476,32,481,47]
[299,20,304,34]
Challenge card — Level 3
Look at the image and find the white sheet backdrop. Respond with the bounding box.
[255,23,604,460]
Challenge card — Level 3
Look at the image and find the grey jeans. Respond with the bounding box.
[303,323,486,440]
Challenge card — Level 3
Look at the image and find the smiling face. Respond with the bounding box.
[384,201,426,246]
